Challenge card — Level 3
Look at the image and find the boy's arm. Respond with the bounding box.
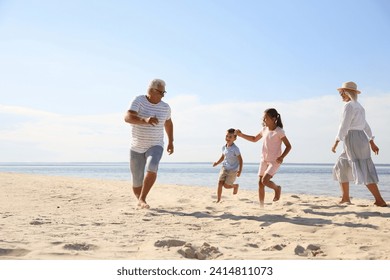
[213,154,224,167]
[276,136,292,164]
[237,154,243,177]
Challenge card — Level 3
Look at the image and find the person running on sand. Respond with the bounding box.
[124,79,174,209]
[332,81,387,207]
[213,128,243,203]
[236,108,291,207]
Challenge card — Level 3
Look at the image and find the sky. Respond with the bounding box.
[1,0,390,164]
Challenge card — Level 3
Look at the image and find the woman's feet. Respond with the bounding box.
[339,199,352,204]
[374,201,388,207]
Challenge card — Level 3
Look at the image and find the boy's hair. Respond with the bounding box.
[227,128,237,138]
[264,108,284,128]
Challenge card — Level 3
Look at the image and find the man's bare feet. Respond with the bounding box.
[233,184,239,195]
[138,200,150,209]
[273,185,281,201]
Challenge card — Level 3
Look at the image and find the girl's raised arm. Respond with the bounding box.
[235,129,262,142]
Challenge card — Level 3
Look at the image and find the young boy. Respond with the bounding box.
[213,128,243,203]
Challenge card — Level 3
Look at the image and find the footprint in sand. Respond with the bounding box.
[294,244,325,257]
[0,248,30,257]
[154,239,186,248]
[245,243,259,248]
[29,218,51,225]
[263,244,286,251]
[178,242,222,260]
[63,243,98,251]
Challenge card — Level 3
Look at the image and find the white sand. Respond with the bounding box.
[1,172,389,260]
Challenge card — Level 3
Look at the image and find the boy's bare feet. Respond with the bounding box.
[233,184,239,195]
[273,185,281,201]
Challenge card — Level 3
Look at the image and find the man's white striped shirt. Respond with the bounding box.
[129,95,171,153]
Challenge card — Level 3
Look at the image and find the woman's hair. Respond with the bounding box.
[344,90,358,101]
[264,108,283,128]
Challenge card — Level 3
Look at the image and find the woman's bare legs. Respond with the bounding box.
[339,182,351,204]
[366,183,387,207]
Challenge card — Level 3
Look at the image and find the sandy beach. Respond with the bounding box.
[1,172,389,260]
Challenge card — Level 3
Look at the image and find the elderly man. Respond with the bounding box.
[124,79,174,209]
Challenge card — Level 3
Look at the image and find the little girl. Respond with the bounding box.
[236,108,292,207]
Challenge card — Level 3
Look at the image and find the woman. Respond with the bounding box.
[332,81,387,207]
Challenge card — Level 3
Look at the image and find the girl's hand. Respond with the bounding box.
[276,156,284,164]
[235,129,241,136]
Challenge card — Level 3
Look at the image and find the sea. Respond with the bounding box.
[1,162,390,201]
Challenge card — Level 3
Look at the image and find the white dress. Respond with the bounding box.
[333,100,378,184]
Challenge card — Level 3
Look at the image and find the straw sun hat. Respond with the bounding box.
[337,81,361,94]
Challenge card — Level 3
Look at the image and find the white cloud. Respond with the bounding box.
[1,94,389,163]
[0,105,129,162]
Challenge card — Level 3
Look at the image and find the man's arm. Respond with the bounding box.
[124,110,158,126]
[165,118,174,154]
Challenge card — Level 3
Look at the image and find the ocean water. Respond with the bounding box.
[1,162,390,201]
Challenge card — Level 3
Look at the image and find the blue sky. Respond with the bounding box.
[1,0,390,163]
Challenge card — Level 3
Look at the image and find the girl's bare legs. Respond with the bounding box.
[339,182,351,204]
[258,177,265,207]
[366,183,387,207]
[262,174,281,201]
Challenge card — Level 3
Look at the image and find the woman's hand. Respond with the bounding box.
[370,140,379,155]
[331,141,339,153]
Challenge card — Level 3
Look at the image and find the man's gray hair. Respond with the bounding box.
[148,79,166,90]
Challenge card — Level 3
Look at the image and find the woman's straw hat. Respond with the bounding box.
[337,81,361,94]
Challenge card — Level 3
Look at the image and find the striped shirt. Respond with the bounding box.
[129,95,171,153]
